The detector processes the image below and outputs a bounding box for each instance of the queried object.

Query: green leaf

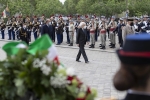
[41,94,51,100]
[66,85,78,97]
[41,78,50,87]
[86,94,95,100]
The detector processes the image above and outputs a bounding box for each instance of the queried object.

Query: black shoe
[89,44,94,48]
[109,43,112,46]
[110,44,115,48]
[100,46,104,49]
[69,43,73,46]
[103,46,106,49]
[99,45,102,47]
[76,60,81,62]
[56,43,60,45]
[85,61,89,63]
[8,39,11,40]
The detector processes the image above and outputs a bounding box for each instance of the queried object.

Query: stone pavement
[0,31,126,100]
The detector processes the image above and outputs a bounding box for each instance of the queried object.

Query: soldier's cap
[143,15,149,18]
[101,16,105,18]
[119,18,123,21]
[134,17,139,20]
[117,34,150,65]
[127,18,134,21]
[111,16,115,19]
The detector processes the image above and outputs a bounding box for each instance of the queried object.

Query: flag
[2,35,60,65]
[2,9,6,18]
[2,42,27,55]
[2,4,10,18]
[27,35,60,65]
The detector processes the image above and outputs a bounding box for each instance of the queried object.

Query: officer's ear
[113,63,136,91]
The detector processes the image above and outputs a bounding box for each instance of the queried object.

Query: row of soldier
[0,15,150,48]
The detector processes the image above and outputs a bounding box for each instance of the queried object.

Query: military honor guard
[88,19,96,48]
[117,18,125,48]
[99,20,107,49]
[65,18,70,44]
[19,23,29,45]
[7,19,12,40]
[68,20,75,46]
[0,22,6,39]
[122,18,135,43]
[140,15,149,33]
[108,16,117,48]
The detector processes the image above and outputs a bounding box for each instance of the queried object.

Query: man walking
[76,22,89,63]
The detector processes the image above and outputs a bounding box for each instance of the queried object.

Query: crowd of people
[0,15,150,48]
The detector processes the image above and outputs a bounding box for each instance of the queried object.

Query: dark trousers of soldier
[20,36,29,45]
[60,33,63,43]
[52,28,56,42]
[118,35,123,47]
[76,45,88,62]
[12,31,15,40]
[28,31,31,41]
[34,32,38,40]
[8,30,12,40]
[66,30,70,43]
[107,29,110,39]
[56,32,61,44]
[95,29,98,41]
[1,30,5,39]
[87,30,90,41]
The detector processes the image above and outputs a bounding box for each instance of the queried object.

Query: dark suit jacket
[76,28,87,46]
[42,24,52,38]
[124,93,150,100]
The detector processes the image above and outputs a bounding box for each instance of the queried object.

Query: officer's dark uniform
[19,25,29,45]
[1,23,6,39]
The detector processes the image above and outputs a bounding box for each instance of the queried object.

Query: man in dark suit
[41,19,52,39]
[76,22,89,63]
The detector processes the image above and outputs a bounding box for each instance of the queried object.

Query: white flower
[40,65,51,76]
[50,74,68,88]
[39,58,47,66]
[22,60,28,65]
[80,84,88,92]
[66,67,75,76]
[33,58,40,68]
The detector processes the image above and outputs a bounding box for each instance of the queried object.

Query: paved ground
[0,31,126,99]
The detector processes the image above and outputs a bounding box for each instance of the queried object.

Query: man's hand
[77,44,79,47]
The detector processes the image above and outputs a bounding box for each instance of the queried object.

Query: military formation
[0,15,150,48]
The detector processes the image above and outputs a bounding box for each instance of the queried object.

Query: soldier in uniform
[68,20,75,46]
[19,23,29,45]
[0,22,6,39]
[116,18,125,48]
[65,18,70,44]
[88,19,96,48]
[134,18,140,34]
[122,18,135,43]
[7,19,12,40]
[99,20,107,49]
[11,21,17,40]
[50,17,57,42]
[56,20,64,45]
[108,16,117,48]
[32,22,39,40]
[140,15,149,33]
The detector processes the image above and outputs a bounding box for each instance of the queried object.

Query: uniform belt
[90,31,95,33]
[100,30,106,34]
[110,28,115,31]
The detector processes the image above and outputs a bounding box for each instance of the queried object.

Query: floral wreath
[0,34,97,100]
